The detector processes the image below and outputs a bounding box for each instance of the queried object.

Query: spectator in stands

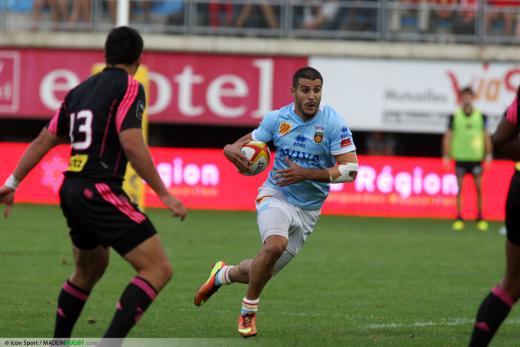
[107,0,118,23]
[235,1,279,29]
[389,0,429,32]
[129,0,155,23]
[485,0,520,36]
[31,0,68,29]
[208,0,234,27]
[302,0,340,30]
[162,1,185,27]
[69,0,117,26]
[454,0,477,35]
[344,0,378,32]
[69,0,92,25]
[365,132,397,156]
[429,0,457,34]
[136,1,151,23]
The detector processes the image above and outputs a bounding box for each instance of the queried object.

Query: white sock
[216,265,234,286]
[241,297,259,314]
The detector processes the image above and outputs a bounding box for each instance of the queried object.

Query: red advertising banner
[323,156,514,220]
[0,51,20,113]
[0,49,306,125]
[0,143,514,220]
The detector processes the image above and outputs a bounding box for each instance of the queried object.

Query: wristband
[4,174,20,191]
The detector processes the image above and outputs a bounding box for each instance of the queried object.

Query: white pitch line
[363,318,520,329]
[175,307,520,330]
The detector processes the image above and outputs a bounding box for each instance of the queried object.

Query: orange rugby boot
[238,312,257,338]
[194,260,226,306]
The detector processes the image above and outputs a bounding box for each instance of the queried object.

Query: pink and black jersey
[505,92,519,129]
[47,67,145,181]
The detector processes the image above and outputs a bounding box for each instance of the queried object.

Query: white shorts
[255,187,320,274]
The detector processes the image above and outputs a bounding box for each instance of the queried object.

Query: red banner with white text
[0,143,514,220]
[0,49,305,125]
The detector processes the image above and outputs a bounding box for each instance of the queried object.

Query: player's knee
[502,277,520,300]
[72,265,106,289]
[156,261,173,285]
[240,267,250,283]
[263,237,288,259]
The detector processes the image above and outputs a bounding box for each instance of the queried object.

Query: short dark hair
[292,67,323,88]
[105,26,144,65]
[460,86,474,96]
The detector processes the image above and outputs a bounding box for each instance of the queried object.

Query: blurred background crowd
[2,0,520,43]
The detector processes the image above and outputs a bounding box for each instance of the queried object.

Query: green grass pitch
[1,204,519,346]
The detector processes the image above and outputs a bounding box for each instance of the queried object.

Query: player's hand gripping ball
[240,141,270,176]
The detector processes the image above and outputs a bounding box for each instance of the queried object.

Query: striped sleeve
[116,76,145,134]
[505,95,518,126]
[46,101,68,136]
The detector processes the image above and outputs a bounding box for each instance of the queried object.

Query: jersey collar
[289,103,322,124]
[103,66,127,73]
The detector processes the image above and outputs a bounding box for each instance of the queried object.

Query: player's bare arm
[223,133,253,172]
[493,117,520,161]
[274,151,358,187]
[0,128,65,218]
[119,128,187,221]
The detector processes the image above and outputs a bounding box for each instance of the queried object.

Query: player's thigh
[506,173,520,249]
[256,196,292,243]
[455,162,468,180]
[500,240,520,300]
[123,234,171,275]
[273,209,320,275]
[72,244,110,276]
[471,163,483,186]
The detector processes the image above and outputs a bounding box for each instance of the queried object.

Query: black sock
[103,276,157,338]
[469,286,516,347]
[53,280,90,338]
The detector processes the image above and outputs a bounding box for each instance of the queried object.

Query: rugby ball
[240,141,270,176]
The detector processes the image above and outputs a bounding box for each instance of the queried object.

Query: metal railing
[2,0,520,44]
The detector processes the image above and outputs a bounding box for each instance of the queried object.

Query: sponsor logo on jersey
[293,134,306,148]
[280,148,320,163]
[68,154,89,172]
[278,122,292,136]
[341,138,352,148]
[314,125,324,143]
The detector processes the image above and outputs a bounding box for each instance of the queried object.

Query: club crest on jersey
[278,122,292,136]
[314,125,324,143]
